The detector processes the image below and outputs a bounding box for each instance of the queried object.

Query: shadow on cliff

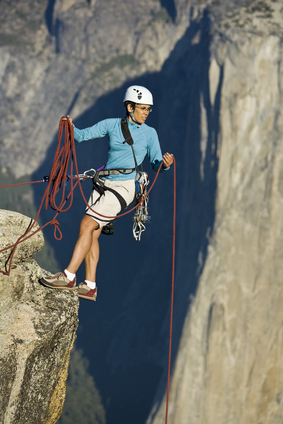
[32,8,223,424]
[144,10,224,422]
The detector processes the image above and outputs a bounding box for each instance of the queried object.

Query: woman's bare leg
[66,215,100,274]
[84,226,102,282]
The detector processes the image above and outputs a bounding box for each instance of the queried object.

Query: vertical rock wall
[0,210,79,424]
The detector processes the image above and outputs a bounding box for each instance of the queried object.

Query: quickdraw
[43,168,96,183]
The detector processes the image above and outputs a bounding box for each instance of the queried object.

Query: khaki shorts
[85,179,135,227]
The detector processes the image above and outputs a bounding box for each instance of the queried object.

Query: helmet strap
[130,104,142,126]
[126,102,142,126]
[130,111,139,124]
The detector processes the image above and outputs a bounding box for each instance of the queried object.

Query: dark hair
[124,101,136,116]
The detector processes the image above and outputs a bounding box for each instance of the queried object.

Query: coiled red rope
[0,118,78,276]
[0,117,176,424]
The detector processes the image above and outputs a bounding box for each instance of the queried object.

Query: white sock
[64,269,76,281]
[85,280,96,289]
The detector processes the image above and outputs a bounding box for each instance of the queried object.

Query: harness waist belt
[96,168,136,178]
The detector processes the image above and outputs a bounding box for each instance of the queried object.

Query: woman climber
[40,85,174,301]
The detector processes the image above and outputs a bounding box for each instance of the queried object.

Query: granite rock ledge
[0,209,79,424]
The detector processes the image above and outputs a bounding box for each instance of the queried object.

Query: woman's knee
[92,226,102,241]
[79,215,99,234]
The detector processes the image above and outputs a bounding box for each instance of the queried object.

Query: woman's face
[128,104,152,124]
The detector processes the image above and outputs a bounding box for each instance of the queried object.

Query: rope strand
[0,180,44,188]
[165,157,176,424]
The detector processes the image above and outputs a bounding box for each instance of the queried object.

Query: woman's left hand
[163,153,174,168]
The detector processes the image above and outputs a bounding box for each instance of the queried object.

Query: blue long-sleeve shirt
[73,117,168,181]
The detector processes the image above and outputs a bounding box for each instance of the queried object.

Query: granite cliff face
[0,210,79,424]
[0,0,187,177]
[1,1,283,424]
[0,0,282,177]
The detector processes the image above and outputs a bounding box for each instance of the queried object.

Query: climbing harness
[90,171,128,236]
[86,117,152,240]
[0,116,176,424]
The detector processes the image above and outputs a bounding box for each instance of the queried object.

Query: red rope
[165,157,176,424]
[0,180,44,188]
[0,118,76,275]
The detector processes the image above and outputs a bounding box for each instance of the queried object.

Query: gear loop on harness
[83,168,96,178]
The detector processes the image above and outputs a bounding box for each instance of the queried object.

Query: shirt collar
[127,117,141,128]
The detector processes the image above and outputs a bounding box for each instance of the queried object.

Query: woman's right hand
[62,115,73,124]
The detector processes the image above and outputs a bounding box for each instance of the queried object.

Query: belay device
[121,117,151,242]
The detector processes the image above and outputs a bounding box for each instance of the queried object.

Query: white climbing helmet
[123,85,153,105]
